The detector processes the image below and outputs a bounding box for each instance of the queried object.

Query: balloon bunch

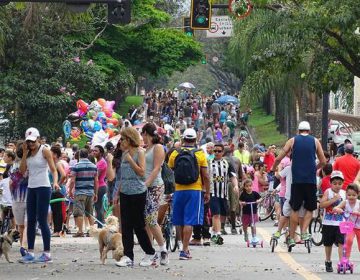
[67,98,121,142]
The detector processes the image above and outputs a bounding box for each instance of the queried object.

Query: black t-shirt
[239,191,261,214]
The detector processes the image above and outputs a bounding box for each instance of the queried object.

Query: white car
[332,124,353,145]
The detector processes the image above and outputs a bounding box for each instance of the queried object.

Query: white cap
[25,127,40,141]
[183,128,197,140]
[298,121,310,131]
[331,170,344,181]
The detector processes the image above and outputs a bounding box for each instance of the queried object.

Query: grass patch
[117,95,144,116]
[248,106,287,146]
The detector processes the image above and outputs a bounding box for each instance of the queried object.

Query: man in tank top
[271,121,327,248]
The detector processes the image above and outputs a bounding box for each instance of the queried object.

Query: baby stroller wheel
[260,240,263,248]
[288,246,292,252]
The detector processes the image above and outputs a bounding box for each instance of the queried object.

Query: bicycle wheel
[258,195,275,221]
[169,224,179,252]
[309,217,323,246]
[0,217,9,235]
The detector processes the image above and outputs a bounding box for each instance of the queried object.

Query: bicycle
[161,199,179,252]
[258,190,276,221]
[308,198,323,246]
[270,226,312,253]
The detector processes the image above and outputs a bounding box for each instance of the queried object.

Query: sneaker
[301,233,311,241]
[20,247,28,257]
[216,235,224,245]
[115,256,134,267]
[18,253,35,264]
[325,261,333,272]
[231,228,238,235]
[179,250,192,260]
[272,231,281,239]
[288,238,296,248]
[160,251,169,265]
[34,253,53,263]
[221,228,228,235]
[203,238,211,246]
[139,253,156,267]
[211,235,218,243]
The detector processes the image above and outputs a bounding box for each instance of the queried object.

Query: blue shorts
[210,196,228,216]
[172,190,203,226]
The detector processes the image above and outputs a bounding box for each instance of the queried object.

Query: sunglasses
[214,150,223,153]
[26,140,36,144]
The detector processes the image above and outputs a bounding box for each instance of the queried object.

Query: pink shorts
[241,213,259,227]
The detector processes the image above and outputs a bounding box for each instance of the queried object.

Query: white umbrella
[179,82,196,89]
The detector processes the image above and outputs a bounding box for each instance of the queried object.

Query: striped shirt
[71,158,97,196]
[209,158,236,199]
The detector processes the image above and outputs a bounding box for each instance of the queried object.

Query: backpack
[174,148,200,185]
[161,162,175,194]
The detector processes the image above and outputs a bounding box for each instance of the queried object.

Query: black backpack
[161,162,175,194]
[174,148,200,185]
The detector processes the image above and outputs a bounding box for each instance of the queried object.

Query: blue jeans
[94,186,107,228]
[27,187,51,251]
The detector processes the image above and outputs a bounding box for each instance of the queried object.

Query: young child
[240,179,261,242]
[319,170,346,272]
[334,184,360,259]
[319,163,332,194]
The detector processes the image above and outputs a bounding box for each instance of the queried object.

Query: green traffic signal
[201,57,206,64]
[196,15,206,24]
[186,31,194,37]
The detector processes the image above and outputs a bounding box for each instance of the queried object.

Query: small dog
[89,216,123,264]
[0,229,20,263]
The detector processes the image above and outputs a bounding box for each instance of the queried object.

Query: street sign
[206,16,233,38]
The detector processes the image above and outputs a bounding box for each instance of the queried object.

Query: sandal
[52,232,61,237]
[72,232,85,238]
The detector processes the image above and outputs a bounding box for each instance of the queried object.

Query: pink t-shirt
[279,157,291,197]
[97,158,107,188]
[252,171,259,193]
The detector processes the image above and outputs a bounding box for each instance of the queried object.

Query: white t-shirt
[280,165,293,200]
[0,178,12,206]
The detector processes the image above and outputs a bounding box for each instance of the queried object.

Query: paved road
[1,221,359,280]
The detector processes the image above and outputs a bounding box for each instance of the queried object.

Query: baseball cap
[331,170,344,181]
[298,121,311,131]
[25,127,40,141]
[345,143,354,154]
[183,128,197,140]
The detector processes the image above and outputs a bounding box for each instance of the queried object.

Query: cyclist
[272,121,326,248]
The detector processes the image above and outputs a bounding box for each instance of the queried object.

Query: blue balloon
[93,121,102,131]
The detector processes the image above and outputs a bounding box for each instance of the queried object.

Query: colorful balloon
[76,99,89,116]
[97,98,106,107]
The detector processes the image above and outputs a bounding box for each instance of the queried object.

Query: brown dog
[0,229,20,263]
[89,216,124,264]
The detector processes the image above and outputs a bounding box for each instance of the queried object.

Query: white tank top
[322,189,346,226]
[26,145,51,188]
[345,200,360,229]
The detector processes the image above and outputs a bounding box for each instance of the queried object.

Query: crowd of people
[0,88,359,273]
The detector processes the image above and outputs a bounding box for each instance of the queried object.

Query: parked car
[351,131,360,154]
[332,124,353,145]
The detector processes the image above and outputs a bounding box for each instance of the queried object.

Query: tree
[0,1,203,141]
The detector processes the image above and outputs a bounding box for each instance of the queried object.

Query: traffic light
[201,56,207,64]
[183,17,194,37]
[108,0,131,25]
[190,0,211,30]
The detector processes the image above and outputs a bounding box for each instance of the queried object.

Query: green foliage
[0,1,203,141]
[248,106,287,146]
[118,96,144,116]
[228,0,360,102]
